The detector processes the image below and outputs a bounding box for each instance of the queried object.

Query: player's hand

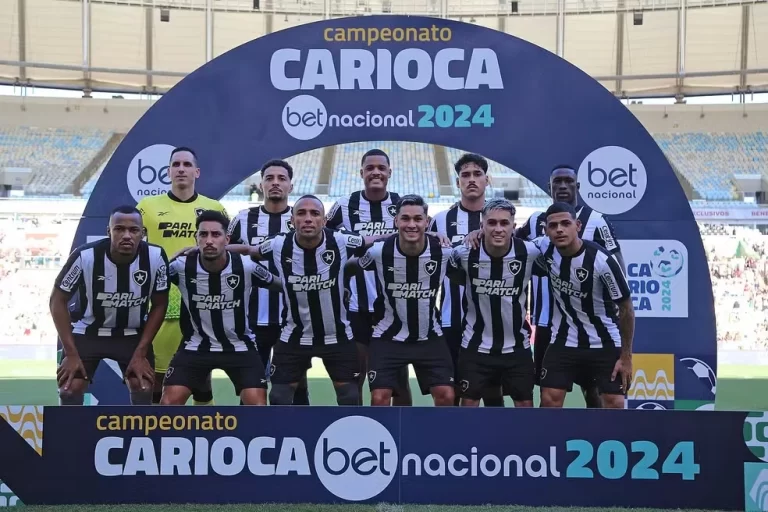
[464,229,483,249]
[125,355,155,390]
[172,246,198,259]
[611,355,633,394]
[426,232,453,248]
[57,355,87,391]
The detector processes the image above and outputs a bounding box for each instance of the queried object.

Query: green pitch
[1,360,767,409]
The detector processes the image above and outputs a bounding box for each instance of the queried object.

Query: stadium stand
[0,127,113,196]
[285,148,324,196]
[329,141,440,199]
[654,132,768,201]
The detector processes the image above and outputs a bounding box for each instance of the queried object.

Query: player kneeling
[160,210,283,406]
[51,206,169,405]
[449,199,538,407]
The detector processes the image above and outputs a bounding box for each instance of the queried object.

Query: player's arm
[346,245,377,277]
[127,250,170,389]
[600,253,634,390]
[50,249,88,387]
[530,237,549,277]
[248,259,283,293]
[325,201,344,230]
[446,247,467,285]
[593,216,626,271]
[227,213,244,244]
[515,214,534,241]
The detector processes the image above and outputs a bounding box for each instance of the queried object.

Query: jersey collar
[361,190,390,204]
[167,191,199,203]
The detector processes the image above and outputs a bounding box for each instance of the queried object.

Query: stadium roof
[0,0,766,98]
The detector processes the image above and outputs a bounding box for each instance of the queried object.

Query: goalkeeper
[137,146,228,405]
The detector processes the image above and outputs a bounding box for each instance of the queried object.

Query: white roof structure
[0,0,766,98]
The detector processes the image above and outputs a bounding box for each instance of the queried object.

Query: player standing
[161,210,282,406]
[351,195,456,407]
[534,202,634,409]
[449,199,538,407]
[137,146,227,405]
[516,164,625,408]
[240,195,379,406]
[325,148,412,405]
[429,153,504,407]
[51,206,169,405]
[228,159,310,405]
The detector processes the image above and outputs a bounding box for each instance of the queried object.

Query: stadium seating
[0,127,113,196]
[653,132,768,201]
[329,142,440,199]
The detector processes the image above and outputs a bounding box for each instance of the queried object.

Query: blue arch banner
[0,406,766,509]
[70,15,715,407]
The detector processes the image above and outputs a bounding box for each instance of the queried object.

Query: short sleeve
[325,201,343,230]
[258,237,275,257]
[136,198,147,217]
[248,259,275,288]
[227,214,243,243]
[592,216,621,254]
[525,240,542,259]
[54,250,84,295]
[449,247,465,270]
[358,245,378,271]
[168,259,181,286]
[153,249,170,294]
[599,254,631,301]
[515,214,533,241]
[427,216,438,233]
[532,236,549,254]
[339,232,367,257]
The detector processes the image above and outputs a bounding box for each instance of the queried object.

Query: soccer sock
[59,391,84,406]
[293,380,310,405]
[130,390,153,406]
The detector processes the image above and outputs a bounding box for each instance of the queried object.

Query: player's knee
[540,387,565,407]
[334,382,359,406]
[192,389,214,404]
[371,389,392,406]
[601,394,624,409]
[431,385,455,406]
[240,388,267,406]
[59,388,85,406]
[269,384,295,406]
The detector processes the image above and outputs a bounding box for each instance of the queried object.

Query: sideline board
[0,406,767,510]
[71,14,717,408]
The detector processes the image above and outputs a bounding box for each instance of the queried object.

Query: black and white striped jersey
[169,252,276,352]
[359,235,453,343]
[516,204,621,327]
[326,191,400,313]
[228,205,293,327]
[427,202,483,328]
[54,239,169,337]
[259,228,367,346]
[450,238,540,354]
[532,237,630,349]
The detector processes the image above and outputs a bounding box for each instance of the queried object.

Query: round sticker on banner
[282,95,328,141]
[126,144,175,202]
[577,146,648,215]
[314,416,397,501]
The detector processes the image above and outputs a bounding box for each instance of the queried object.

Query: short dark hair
[110,205,141,217]
[260,159,293,180]
[454,153,488,174]
[195,210,230,231]
[550,164,576,175]
[170,146,198,167]
[293,194,324,211]
[396,194,428,216]
[545,201,577,220]
[361,149,390,166]
[482,198,516,218]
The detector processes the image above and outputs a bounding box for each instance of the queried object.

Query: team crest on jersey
[225,274,240,290]
[286,220,294,231]
[387,204,398,217]
[368,370,377,383]
[194,208,205,217]
[424,260,438,275]
[322,250,336,265]
[507,259,522,276]
[132,270,148,286]
[575,267,590,282]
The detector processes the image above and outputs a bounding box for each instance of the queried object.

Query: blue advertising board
[1,406,767,509]
[66,14,716,408]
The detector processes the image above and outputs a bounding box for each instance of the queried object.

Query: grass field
[1,360,768,409]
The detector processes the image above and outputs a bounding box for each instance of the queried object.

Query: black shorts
[539,344,624,396]
[533,325,551,386]
[61,334,154,382]
[368,336,454,395]
[442,326,462,380]
[270,341,358,385]
[349,310,375,345]
[458,348,535,402]
[164,349,267,395]
[253,325,281,365]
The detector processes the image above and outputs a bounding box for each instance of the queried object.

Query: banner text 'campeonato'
[323,26,452,46]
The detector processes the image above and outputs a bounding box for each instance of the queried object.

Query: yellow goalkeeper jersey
[137,191,227,319]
